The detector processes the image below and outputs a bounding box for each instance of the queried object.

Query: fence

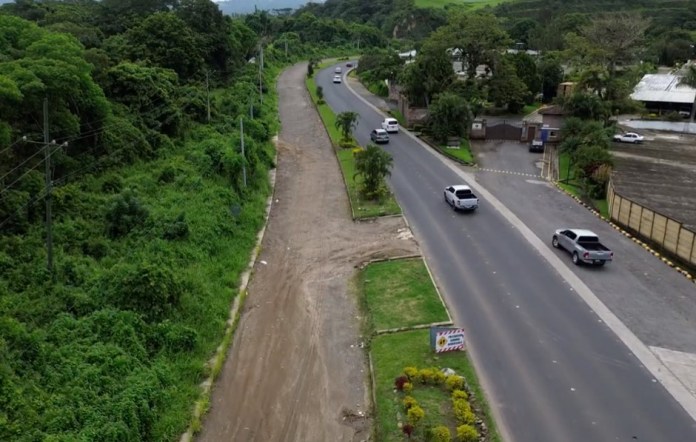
[607,182,696,268]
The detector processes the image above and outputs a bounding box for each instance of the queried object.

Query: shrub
[452,389,469,401]
[419,368,435,384]
[81,237,109,259]
[150,320,198,352]
[158,165,177,183]
[316,85,324,101]
[162,213,189,240]
[403,381,413,393]
[403,395,417,410]
[395,375,408,391]
[404,366,419,380]
[106,261,183,321]
[445,374,465,391]
[339,139,357,149]
[456,424,479,442]
[105,190,149,238]
[665,111,682,122]
[431,425,452,442]
[453,399,475,425]
[432,368,446,385]
[407,405,425,426]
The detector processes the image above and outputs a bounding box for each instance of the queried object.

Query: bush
[665,111,682,122]
[407,405,425,426]
[456,424,479,442]
[418,368,434,384]
[339,139,358,149]
[395,375,408,391]
[445,374,465,391]
[162,213,189,240]
[431,425,452,442]
[452,389,469,401]
[403,381,413,393]
[158,165,177,183]
[453,399,475,425]
[150,320,198,353]
[403,395,417,410]
[105,190,149,238]
[81,237,109,259]
[106,261,183,321]
[432,368,446,385]
[404,366,419,380]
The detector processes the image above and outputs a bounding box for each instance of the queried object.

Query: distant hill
[216,0,323,15]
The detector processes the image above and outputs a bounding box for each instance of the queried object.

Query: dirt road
[196,63,418,441]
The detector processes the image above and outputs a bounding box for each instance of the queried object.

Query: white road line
[344,78,696,424]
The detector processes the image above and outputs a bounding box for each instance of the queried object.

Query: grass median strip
[359,258,500,441]
[362,258,449,332]
[305,72,400,219]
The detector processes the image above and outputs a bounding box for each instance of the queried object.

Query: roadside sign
[430,327,465,353]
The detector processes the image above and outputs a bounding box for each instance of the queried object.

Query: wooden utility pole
[240,117,247,188]
[205,70,211,123]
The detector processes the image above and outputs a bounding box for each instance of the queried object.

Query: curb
[179,140,280,442]
[551,181,695,285]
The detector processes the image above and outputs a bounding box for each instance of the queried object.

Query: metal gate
[486,122,523,141]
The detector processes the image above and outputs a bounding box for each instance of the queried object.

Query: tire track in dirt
[196,62,419,442]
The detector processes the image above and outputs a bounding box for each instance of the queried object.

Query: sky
[217,0,323,15]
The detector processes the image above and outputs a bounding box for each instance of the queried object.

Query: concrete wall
[608,182,696,267]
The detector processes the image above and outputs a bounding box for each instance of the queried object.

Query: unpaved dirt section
[196,63,419,442]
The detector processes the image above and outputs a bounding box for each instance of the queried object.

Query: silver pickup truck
[552,229,613,266]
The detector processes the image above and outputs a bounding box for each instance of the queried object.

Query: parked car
[529,139,544,153]
[381,118,399,133]
[346,62,353,68]
[370,128,390,144]
[334,66,342,73]
[444,185,479,211]
[613,132,644,143]
[332,75,342,84]
[552,229,613,266]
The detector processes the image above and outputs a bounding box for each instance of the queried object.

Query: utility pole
[249,99,253,119]
[43,97,53,273]
[259,46,264,104]
[240,117,247,188]
[284,34,288,57]
[205,70,211,123]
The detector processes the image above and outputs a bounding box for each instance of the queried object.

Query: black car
[370,129,390,144]
[529,139,544,153]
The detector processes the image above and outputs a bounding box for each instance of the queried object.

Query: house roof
[631,73,696,104]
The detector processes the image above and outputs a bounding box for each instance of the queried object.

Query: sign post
[430,327,466,353]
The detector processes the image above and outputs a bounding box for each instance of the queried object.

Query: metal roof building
[631,73,696,107]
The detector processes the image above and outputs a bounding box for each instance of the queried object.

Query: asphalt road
[318,66,696,441]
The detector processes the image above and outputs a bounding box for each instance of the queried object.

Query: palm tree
[678,64,696,121]
[335,111,359,141]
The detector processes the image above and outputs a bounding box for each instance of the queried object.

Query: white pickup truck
[552,229,613,266]
[444,185,479,211]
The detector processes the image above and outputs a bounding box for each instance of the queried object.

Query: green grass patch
[361,259,449,332]
[557,152,608,216]
[371,330,502,442]
[440,139,475,164]
[592,198,609,219]
[415,0,511,8]
[306,74,401,219]
[522,102,542,115]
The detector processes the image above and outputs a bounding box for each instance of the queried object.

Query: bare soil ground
[196,63,419,442]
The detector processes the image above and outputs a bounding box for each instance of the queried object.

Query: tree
[354,144,393,200]
[335,111,359,141]
[398,49,453,108]
[487,57,528,113]
[538,57,564,103]
[564,92,610,121]
[428,92,472,143]
[509,52,541,103]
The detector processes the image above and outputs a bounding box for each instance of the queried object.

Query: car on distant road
[370,128,390,144]
[529,139,544,153]
[332,75,342,84]
[613,132,644,143]
[334,66,342,74]
[444,185,479,211]
[552,228,613,266]
[346,62,353,68]
[381,118,399,133]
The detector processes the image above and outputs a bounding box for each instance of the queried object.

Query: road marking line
[344,82,696,424]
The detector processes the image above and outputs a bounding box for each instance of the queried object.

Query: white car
[332,75,342,84]
[334,66,342,73]
[381,118,399,133]
[613,132,644,143]
[444,185,479,211]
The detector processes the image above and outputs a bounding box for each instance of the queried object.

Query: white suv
[381,118,399,133]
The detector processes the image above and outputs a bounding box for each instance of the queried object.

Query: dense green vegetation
[0,1,386,440]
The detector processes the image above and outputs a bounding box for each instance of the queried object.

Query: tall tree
[354,143,393,200]
[428,92,472,144]
[335,111,359,141]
